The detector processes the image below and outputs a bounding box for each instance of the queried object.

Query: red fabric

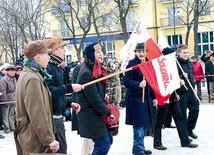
[137,61,170,105]
[92,60,108,87]
[146,38,162,60]
[92,60,102,78]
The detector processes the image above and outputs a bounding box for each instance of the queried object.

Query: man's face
[53,46,66,59]
[94,49,104,63]
[135,50,146,62]
[191,58,196,63]
[7,70,16,77]
[37,53,50,69]
[178,48,189,60]
[210,56,214,61]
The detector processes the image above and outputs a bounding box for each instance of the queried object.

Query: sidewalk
[0,86,213,155]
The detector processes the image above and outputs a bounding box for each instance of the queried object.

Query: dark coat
[77,63,111,139]
[205,60,214,82]
[71,64,82,131]
[176,56,195,94]
[45,62,73,115]
[122,56,154,127]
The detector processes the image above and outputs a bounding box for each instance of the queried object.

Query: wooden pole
[141,44,147,103]
[175,59,200,102]
[83,67,133,87]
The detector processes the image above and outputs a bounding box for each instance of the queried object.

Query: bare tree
[178,0,211,48]
[114,0,134,43]
[49,0,94,60]
[0,0,48,63]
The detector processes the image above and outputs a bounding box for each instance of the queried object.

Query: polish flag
[136,53,180,105]
[120,10,148,70]
[120,10,162,70]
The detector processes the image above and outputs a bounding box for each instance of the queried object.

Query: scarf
[92,60,108,88]
[50,55,65,68]
[24,59,52,80]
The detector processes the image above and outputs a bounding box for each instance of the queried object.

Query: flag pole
[175,59,200,102]
[83,67,133,87]
[141,43,147,103]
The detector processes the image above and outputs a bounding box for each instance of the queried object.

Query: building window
[167,6,182,26]
[124,0,137,6]
[199,0,211,16]
[102,15,112,27]
[60,20,70,37]
[80,16,88,27]
[197,31,214,55]
[102,41,115,59]
[126,11,136,32]
[79,0,87,6]
[167,34,182,47]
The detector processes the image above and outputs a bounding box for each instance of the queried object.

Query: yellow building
[45,0,214,62]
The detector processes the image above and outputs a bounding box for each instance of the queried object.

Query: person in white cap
[0,63,11,135]
[0,64,16,133]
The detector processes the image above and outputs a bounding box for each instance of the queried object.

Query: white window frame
[126,11,136,31]
[102,41,115,59]
[103,15,112,27]
[198,31,214,55]
[167,34,182,46]
[80,16,88,27]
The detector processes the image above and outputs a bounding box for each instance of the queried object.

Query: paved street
[0,88,214,155]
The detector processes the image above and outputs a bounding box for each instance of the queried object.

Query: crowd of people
[0,37,213,155]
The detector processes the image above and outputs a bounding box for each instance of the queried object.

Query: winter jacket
[176,56,195,94]
[0,74,16,105]
[205,60,214,82]
[122,56,154,127]
[192,61,204,82]
[77,62,111,139]
[15,66,55,155]
[45,62,73,115]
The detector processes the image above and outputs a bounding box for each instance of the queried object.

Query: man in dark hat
[123,42,156,155]
[76,42,115,155]
[153,47,198,150]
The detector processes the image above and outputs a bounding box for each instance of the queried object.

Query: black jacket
[176,56,195,94]
[76,62,111,139]
[45,62,73,115]
[205,60,214,82]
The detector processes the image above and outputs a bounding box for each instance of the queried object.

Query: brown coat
[15,66,55,155]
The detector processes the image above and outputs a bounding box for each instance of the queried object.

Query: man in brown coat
[15,40,59,155]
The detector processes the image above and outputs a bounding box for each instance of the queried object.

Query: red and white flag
[137,53,180,105]
[120,9,162,70]
[120,10,149,70]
